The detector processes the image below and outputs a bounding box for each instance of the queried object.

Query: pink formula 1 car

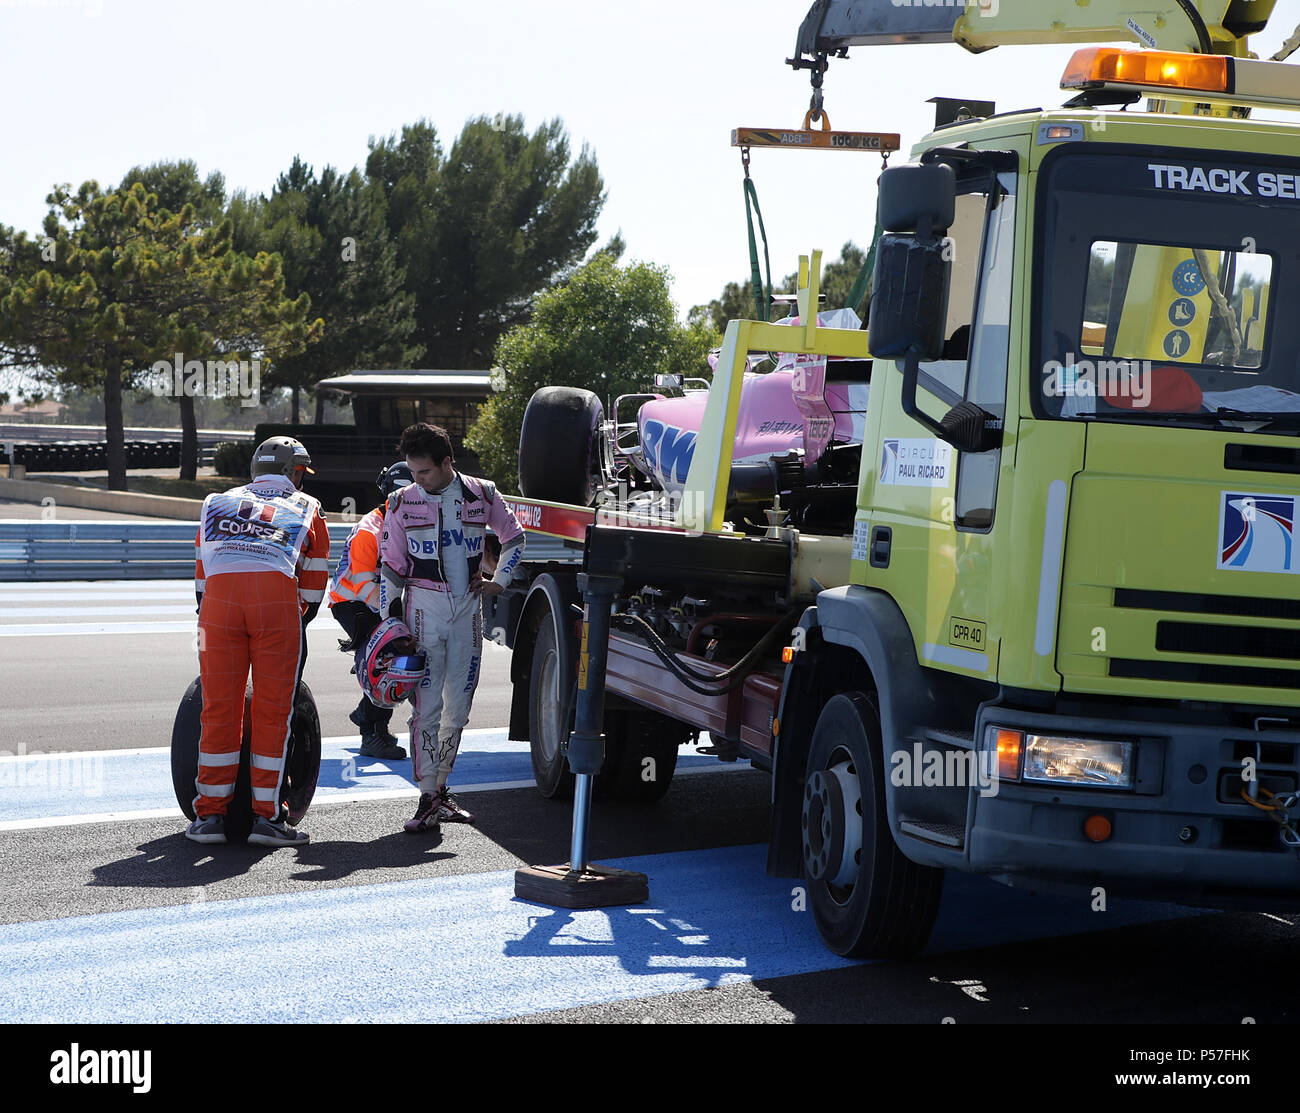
[518,310,871,535]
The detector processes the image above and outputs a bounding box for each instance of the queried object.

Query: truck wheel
[518,387,604,506]
[528,618,575,799]
[595,710,684,802]
[801,693,943,958]
[170,677,323,843]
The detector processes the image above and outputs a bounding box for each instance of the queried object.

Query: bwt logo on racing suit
[408,531,483,555]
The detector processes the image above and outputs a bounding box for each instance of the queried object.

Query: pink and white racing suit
[378,473,524,792]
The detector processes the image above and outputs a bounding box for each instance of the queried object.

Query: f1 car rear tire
[518,386,605,507]
[171,677,322,844]
[801,692,944,958]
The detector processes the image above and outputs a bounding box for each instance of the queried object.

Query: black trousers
[331,601,392,729]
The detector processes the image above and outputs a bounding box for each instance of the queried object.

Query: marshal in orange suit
[186,436,330,848]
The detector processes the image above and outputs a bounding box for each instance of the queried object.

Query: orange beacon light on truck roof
[1062,48,1230,95]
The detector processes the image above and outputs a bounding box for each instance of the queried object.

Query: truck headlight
[1023,734,1135,789]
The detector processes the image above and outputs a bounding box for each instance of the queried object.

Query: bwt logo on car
[641,419,696,486]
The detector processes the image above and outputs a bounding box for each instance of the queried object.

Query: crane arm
[791,0,1283,67]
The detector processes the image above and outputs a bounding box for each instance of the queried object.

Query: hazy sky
[3,0,1299,318]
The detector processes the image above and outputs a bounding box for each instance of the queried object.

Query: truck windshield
[1035,146,1300,429]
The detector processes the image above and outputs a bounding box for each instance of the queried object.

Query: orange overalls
[193,475,330,820]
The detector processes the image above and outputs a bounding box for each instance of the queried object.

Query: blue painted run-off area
[0,844,1194,1023]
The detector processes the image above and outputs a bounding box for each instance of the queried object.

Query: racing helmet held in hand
[358,618,427,708]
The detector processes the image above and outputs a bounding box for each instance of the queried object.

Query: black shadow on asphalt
[88,830,453,890]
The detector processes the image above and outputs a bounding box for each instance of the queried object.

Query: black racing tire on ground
[170,677,323,844]
[801,692,944,958]
[527,618,576,800]
[595,709,684,803]
[517,386,605,507]
[281,681,322,827]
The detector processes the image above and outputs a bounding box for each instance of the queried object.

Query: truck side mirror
[878,162,956,236]
[868,161,999,455]
[867,235,951,361]
[868,163,956,360]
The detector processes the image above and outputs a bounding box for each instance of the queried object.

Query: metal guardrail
[0,521,580,582]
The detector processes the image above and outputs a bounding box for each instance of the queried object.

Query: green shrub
[213,440,254,478]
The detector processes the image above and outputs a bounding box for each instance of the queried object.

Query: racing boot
[403,792,440,834]
[433,785,475,825]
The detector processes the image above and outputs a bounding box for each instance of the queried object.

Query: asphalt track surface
[3,576,1300,1033]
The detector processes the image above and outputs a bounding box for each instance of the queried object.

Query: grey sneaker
[247,815,310,847]
[359,731,407,760]
[185,814,227,845]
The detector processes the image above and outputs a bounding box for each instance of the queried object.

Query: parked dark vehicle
[255,369,493,509]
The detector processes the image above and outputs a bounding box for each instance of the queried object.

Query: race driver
[378,422,525,832]
[186,436,330,848]
[328,461,414,760]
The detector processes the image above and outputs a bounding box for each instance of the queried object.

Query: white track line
[0,768,749,832]
[0,756,751,832]
[0,730,502,762]
[1,605,198,619]
[0,621,197,637]
[0,592,194,602]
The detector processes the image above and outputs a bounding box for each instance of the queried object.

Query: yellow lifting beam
[731,113,900,155]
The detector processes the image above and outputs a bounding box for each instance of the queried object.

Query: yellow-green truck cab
[772,64,1300,956]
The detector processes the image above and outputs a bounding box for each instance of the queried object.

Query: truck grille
[1115,588,1300,622]
[1110,657,1300,691]
[1155,621,1300,660]
[1103,590,1300,693]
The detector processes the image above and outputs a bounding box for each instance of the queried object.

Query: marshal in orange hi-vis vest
[192,474,330,820]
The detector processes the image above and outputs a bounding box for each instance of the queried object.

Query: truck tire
[595,709,684,802]
[518,387,604,506]
[801,692,943,958]
[170,676,323,844]
[528,618,576,799]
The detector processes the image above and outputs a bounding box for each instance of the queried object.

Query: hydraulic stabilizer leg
[514,573,649,908]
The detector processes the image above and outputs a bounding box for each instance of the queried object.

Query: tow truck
[489,0,1300,957]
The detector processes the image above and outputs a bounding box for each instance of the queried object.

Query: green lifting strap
[743,175,772,324]
[844,191,885,319]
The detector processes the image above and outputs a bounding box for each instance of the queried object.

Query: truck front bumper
[966,705,1300,906]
